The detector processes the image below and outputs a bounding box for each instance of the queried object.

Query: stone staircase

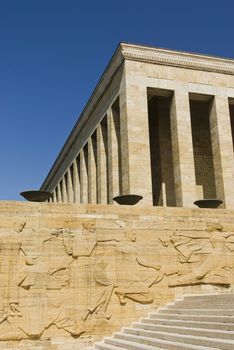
[90,294,234,350]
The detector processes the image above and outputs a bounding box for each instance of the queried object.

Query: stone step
[175,299,233,306]
[168,301,234,309]
[111,333,217,350]
[95,341,150,350]
[183,294,234,301]
[131,322,234,340]
[118,329,234,350]
[99,337,168,350]
[90,294,234,350]
[150,312,234,323]
[158,308,234,316]
[141,317,234,331]
[103,337,217,350]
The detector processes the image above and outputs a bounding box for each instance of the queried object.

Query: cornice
[121,44,234,75]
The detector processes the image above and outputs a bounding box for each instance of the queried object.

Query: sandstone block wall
[0,201,234,349]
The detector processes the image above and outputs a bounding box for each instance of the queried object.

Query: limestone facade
[41,43,234,208]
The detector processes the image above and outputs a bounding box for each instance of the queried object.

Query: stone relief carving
[0,231,85,340]
[0,223,98,340]
[83,229,153,321]
[114,229,153,305]
[169,223,234,286]
[0,219,234,341]
[83,247,116,321]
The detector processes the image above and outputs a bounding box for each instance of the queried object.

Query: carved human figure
[0,253,47,340]
[0,252,83,340]
[49,227,98,320]
[169,223,234,286]
[83,247,116,320]
[83,229,153,321]
[136,237,178,287]
[43,229,89,336]
[114,229,153,305]
[0,228,89,341]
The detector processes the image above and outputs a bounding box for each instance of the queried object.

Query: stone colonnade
[156,91,234,209]
[49,87,234,209]
[50,98,123,205]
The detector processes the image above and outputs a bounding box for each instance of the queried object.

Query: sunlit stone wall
[0,201,234,349]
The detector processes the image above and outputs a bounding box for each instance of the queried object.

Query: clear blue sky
[1,0,234,200]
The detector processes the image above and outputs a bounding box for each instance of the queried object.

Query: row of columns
[49,98,122,204]
[170,91,234,208]
[121,75,234,208]
[49,82,234,208]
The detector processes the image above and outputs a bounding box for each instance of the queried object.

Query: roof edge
[121,43,234,74]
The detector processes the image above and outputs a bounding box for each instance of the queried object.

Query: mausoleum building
[2,43,234,350]
[41,43,234,208]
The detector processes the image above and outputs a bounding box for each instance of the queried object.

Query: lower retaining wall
[0,201,234,349]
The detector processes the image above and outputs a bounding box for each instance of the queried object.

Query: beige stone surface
[80,149,88,204]
[1,201,234,349]
[170,88,196,207]
[66,168,73,203]
[72,159,80,204]
[88,138,97,205]
[97,122,108,204]
[210,95,234,208]
[107,105,121,203]
[124,75,153,205]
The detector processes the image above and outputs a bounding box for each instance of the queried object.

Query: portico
[41,43,234,208]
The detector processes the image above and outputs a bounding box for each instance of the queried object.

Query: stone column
[107,107,121,203]
[170,89,197,207]
[107,110,113,203]
[210,95,234,208]
[122,76,152,204]
[72,158,80,203]
[52,190,57,203]
[156,96,176,207]
[88,138,97,203]
[119,77,130,196]
[97,123,108,204]
[66,167,73,203]
[61,176,68,203]
[57,183,62,203]
[80,149,88,203]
